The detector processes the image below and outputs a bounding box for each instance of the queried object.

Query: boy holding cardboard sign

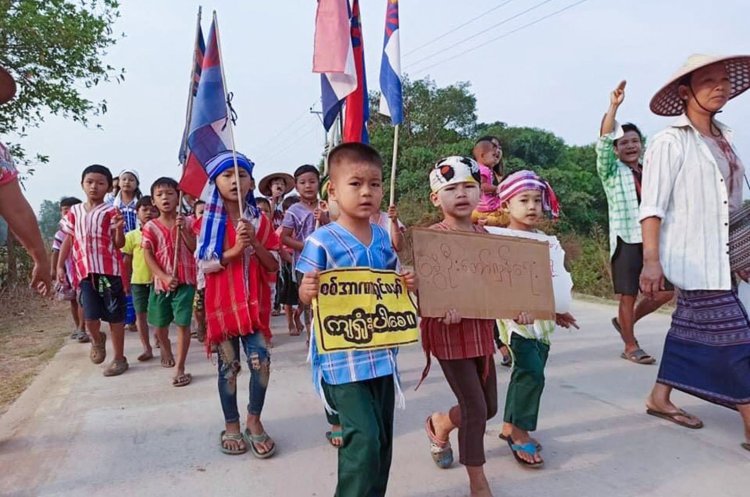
[298,143,417,497]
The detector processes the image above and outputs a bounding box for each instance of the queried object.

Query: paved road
[1,300,748,497]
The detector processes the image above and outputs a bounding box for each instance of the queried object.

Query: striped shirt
[596,124,643,257]
[109,194,138,233]
[420,223,495,361]
[141,218,197,293]
[61,203,123,281]
[281,202,317,263]
[640,114,744,291]
[52,227,78,288]
[297,222,399,386]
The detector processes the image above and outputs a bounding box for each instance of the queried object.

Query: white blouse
[640,114,744,291]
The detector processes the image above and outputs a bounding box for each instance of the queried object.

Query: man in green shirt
[596,81,673,365]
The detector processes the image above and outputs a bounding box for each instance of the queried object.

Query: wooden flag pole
[212,10,245,219]
[387,124,400,241]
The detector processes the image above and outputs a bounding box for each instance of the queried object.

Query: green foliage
[560,227,613,298]
[0,0,123,173]
[37,199,60,242]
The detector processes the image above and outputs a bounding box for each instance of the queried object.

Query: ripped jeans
[217,333,270,423]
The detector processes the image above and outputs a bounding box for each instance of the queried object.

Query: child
[418,156,498,497]
[191,199,207,343]
[278,195,302,335]
[56,164,128,377]
[142,177,197,387]
[471,137,506,227]
[254,196,280,346]
[259,172,294,230]
[122,195,155,362]
[281,165,328,341]
[298,142,417,497]
[51,196,87,343]
[493,170,577,468]
[110,169,142,332]
[195,151,279,457]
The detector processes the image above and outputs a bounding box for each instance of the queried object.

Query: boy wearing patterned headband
[420,155,499,497]
[196,151,280,458]
[142,177,196,387]
[493,170,577,469]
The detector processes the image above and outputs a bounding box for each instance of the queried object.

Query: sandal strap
[511,442,538,455]
[248,431,270,443]
[222,432,244,441]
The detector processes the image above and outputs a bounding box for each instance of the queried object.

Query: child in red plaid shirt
[142,177,197,387]
[57,165,129,377]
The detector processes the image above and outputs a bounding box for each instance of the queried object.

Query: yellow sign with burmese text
[312,268,419,354]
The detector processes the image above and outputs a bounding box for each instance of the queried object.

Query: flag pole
[388,125,399,206]
[174,6,202,278]
[212,11,245,219]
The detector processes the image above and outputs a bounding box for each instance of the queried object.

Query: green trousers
[503,334,549,431]
[322,376,395,497]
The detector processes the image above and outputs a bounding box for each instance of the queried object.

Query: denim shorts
[79,274,127,323]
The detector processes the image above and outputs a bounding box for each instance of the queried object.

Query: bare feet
[430,412,454,442]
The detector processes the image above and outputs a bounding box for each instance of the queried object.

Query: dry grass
[0,288,70,416]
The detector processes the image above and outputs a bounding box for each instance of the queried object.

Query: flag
[342,0,369,143]
[180,16,231,198]
[178,18,205,165]
[379,0,403,125]
[313,0,357,131]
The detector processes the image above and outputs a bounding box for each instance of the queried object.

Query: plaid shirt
[596,130,642,256]
[61,203,123,281]
[297,222,399,387]
[0,141,18,186]
[141,217,197,293]
[281,202,317,264]
[109,195,138,233]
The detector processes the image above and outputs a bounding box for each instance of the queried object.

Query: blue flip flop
[507,436,544,469]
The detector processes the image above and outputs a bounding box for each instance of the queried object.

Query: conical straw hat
[650,54,750,116]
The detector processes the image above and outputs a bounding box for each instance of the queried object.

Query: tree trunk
[7,232,17,284]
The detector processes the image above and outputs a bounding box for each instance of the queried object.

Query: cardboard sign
[411,228,555,320]
[312,268,419,354]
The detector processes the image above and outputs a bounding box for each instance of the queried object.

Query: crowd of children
[49,138,575,497]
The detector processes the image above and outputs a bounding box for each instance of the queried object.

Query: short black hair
[256,197,271,209]
[135,195,153,210]
[327,143,384,177]
[59,196,82,208]
[193,199,205,207]
[475,135,499,146]
[614,123,643,146]
[294,164,320,180]
[150,177,179,196]
[282,194,300,211]
[81,164,113,187]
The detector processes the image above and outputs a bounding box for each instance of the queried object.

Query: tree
[367,77,608,234]
[0,0,124,174]
[37,199,60,242]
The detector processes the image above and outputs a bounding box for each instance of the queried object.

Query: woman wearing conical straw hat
[639,54,750,451]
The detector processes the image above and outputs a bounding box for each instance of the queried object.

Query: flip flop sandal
[621,348,656,365]
[243,429,277,459]
[326,430,344,448]
[611,317,623,335]
[506,436,544,469]
[646,408,704,429]
[425,416,453,469]
[172,373,192,387]
[741,442,750,452]
[499,433,542,451]
[219,430,247,455]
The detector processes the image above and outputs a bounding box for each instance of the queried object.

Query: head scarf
[113,168,141,208]
[498,170,560,218]
[429,156,481,193]
[197,151,259,261]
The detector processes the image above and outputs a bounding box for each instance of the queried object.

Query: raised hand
[611,80,626,107]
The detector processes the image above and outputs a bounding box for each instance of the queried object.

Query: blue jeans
[217,333,270,423]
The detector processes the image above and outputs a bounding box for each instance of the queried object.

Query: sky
[14,0,750,212]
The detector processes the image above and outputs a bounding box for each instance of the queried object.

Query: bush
[560,225,613,298]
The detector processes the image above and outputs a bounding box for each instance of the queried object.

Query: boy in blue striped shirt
[298,143,416,497]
